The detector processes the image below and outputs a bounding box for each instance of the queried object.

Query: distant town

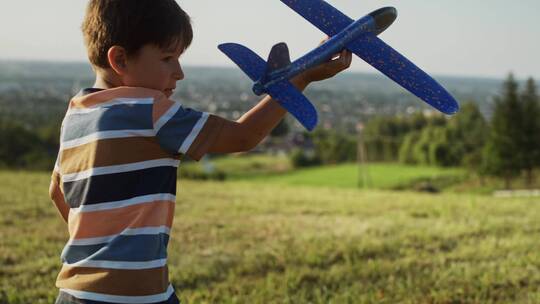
[0,60,510,133]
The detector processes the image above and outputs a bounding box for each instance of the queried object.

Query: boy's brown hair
[82,0,193,69]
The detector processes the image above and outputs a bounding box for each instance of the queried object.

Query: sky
[1,0,539,79]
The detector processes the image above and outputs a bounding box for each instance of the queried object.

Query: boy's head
[82,0,193,96]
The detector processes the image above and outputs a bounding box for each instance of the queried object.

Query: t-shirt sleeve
[51,123,63,184]
[51,154,62,186]
[153,98,224,161]
[51,157,64,200]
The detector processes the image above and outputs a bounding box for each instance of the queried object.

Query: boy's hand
[292,38,353,89]
[207,38,352,155]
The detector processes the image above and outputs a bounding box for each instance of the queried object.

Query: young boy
[49,0,351,303]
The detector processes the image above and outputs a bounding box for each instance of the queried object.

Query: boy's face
[122,42,185,98]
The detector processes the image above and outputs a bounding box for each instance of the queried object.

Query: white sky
[1,1,539,79]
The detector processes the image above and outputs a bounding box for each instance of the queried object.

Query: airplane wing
[347,34,459,114]
[266,80,318,131]
[280,0,353,36]
[281,0,459,114]
[218,43,266,82]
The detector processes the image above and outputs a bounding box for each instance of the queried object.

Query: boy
[49,0,351,303]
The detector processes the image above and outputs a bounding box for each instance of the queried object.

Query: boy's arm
[49,171,69,223]
[208,49,352,154]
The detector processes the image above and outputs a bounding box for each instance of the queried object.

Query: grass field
[1,170,539,303]
[183,155,467,191]
[252,163,465,190]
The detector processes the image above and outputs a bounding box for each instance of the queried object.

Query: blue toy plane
[218,0,459,131]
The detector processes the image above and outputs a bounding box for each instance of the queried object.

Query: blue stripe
[63,166,177,208]
[156,106,202,154]
[56,290,180,304]
[62,234,169,264]
[63,104,154,142]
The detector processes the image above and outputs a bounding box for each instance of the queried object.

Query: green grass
[183,154,467,191]
[184,154,540,195]
[181,154,292,179]
[252,162,466,190]
[1,171,540,303]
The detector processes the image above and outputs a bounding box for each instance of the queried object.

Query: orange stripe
[51,170,65,193]
[60,137,174,174]
[68,200,175,239]
[56,265,169,296]
[69,87,164,109]
[152,96,175,125]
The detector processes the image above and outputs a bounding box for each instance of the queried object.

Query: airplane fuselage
[252,6,397,96]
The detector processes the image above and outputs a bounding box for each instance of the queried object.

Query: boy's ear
[107,46,129,75]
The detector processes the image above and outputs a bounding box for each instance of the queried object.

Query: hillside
[1,171,539,303]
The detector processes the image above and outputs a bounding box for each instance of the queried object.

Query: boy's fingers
[328,50,352,72]
[343,50,352,67]
[319,36,331,46]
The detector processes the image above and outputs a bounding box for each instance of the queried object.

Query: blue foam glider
[218,0,459,131]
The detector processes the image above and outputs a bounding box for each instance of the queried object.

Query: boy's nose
[173,62,184,80]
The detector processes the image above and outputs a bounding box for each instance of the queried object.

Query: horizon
[1,58,533,83]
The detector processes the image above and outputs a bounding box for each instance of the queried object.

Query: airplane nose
[370,7,397,36]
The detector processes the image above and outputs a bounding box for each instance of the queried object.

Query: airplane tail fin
[218,42,318,131]
[263,43,291,81]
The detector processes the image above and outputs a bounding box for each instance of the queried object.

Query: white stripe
[154,102,181,132]
[95,97,154,107]
[60,284,174,304]
[64,258,167,270]
[179,112,209,154]
[62,158,180,182]
[61,129,155,150]
[66,98,154,116]
[72,193,176,213]
[66,107,103,116]
[67,226,171,246]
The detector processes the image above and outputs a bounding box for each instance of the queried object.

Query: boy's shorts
[55,291,180,304]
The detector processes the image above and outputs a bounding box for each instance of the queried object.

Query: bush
[311,129,356,164]
[0,120,56,170]
[179,167,227,181]
[291,149,321,168]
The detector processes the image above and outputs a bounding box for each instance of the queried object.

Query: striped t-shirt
[51,87,223,303]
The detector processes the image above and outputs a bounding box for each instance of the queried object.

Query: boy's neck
[93,68,123,90]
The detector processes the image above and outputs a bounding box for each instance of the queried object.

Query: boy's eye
[162,56,174,62]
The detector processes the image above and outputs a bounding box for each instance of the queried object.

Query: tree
[481,73,522,188]
[519,77,540,186]
[364,114,430,162]
[363,116,403,162]
[398,131,420,164]
[447,102,488,170]
[310,129,356,164]
[410,126,459,166]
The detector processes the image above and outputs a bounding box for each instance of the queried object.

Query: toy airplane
[218,0,459,131]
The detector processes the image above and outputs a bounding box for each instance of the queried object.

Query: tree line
[0,119,60,170]
[1,74,538,189]
[482,75,540,187]
[293,74,539,188]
